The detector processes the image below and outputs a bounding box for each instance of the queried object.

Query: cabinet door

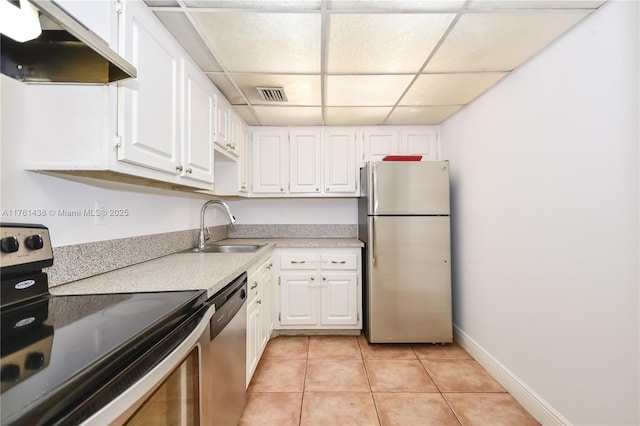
[239,125,250,192]
[265,259,275,335]
[214,95,230,147]
[280,273,318,325]
[229,116,242,158]
[259,259,273,346]
[289,129,321,193]
[118,0,180,174]
[320,273,358,326]
[246,299,261,387]
[182,60,214,184]
[400,128,439,160]
[252,130,288,193]
[324,129,356,194]
[363,129,398,162]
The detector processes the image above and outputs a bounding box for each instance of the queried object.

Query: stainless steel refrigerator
[358,161,452,343]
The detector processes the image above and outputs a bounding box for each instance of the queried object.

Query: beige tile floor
[239,335,540,426]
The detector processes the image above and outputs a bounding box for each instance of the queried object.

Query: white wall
[440,2,639,425]
[227,198,357,224]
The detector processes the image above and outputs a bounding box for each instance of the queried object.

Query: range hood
[1,0,136,84]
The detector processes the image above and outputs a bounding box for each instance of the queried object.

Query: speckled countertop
[50,239,363,299]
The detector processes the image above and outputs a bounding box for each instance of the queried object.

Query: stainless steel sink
[188,244,265,254]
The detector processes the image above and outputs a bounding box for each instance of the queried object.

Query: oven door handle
[85,303,216,425]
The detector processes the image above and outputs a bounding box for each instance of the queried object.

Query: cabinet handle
[316,188,319,192]
[331,260,347,264]
[322,277,326,281]
[186,168,193,174]
[256,299,262,304]
[280,187,284,192]
[250,282,258,289]
[310,276,315,281]
[325,187,329,191]
[291,260,305,264]
[176,165,183,172]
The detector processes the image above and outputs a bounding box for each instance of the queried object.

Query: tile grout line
[415,344,463,426]
[358,335,383,426]
[249,336,534,426]
[299,336,310,426]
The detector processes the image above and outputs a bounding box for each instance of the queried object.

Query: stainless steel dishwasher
[204,273,247,425]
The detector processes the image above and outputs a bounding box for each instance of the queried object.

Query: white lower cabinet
[246,255,274,387]
[277,248,361,329]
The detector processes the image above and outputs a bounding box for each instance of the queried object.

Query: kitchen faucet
[197,200,236,250]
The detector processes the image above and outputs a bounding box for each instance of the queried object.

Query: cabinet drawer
[247,272,260,302]
[320,254,357,270]
[280,253,317,270]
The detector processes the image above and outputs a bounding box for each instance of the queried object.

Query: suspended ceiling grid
[144,0,605,126]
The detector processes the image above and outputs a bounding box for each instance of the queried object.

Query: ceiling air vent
[256,87,288,102]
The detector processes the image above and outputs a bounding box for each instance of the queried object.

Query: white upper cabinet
[248,127,360,197]
[215,98,229,147]
[399,127,439,161]
[239,125,250,193]
[362,128,399,164]
[359,126,440,166]
[230,113,243,158]
[289,128,322,193]
[324,128,357,194]
[252,129,288,193]
[117,0,222,190]
[246,125,439,198]
[214,96,239,158]
[23,0,226,192]
[182,60,215,184]
[119,0,181,175]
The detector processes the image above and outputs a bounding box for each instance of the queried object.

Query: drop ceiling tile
[468,0,606,10]
[327,13,455,73]
[233,106,262,125]
[230,74,321,105]
[144,0,179,7]
[154,12,223,72]
[325,107,392,125]
[426,10,592,72]
[192,12,321,73]
[386,106,463,125]
[183,1,322,9]
[326,75,414,106]
[400,72,507,105]
[253,106,323,126]
[206,74,246,105]
[327,0,465,11]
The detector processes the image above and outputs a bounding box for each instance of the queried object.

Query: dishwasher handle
[209,272,247,341]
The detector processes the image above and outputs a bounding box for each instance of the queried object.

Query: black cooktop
[0,290,206,425]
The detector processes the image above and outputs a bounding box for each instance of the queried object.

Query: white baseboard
[453,325,571,426]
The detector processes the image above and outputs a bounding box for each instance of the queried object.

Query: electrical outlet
[95,201,107,226]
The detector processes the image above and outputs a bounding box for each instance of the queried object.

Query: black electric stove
[0,224,207,425]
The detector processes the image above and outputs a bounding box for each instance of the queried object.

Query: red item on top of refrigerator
[382,155,422,161]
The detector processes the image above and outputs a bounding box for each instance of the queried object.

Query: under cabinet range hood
[0,0,136,84]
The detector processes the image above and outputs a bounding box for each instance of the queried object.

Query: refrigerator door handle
[371,163,379,214]
[371,216,376,265]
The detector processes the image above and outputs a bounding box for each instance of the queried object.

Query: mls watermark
[1,208,130,218]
